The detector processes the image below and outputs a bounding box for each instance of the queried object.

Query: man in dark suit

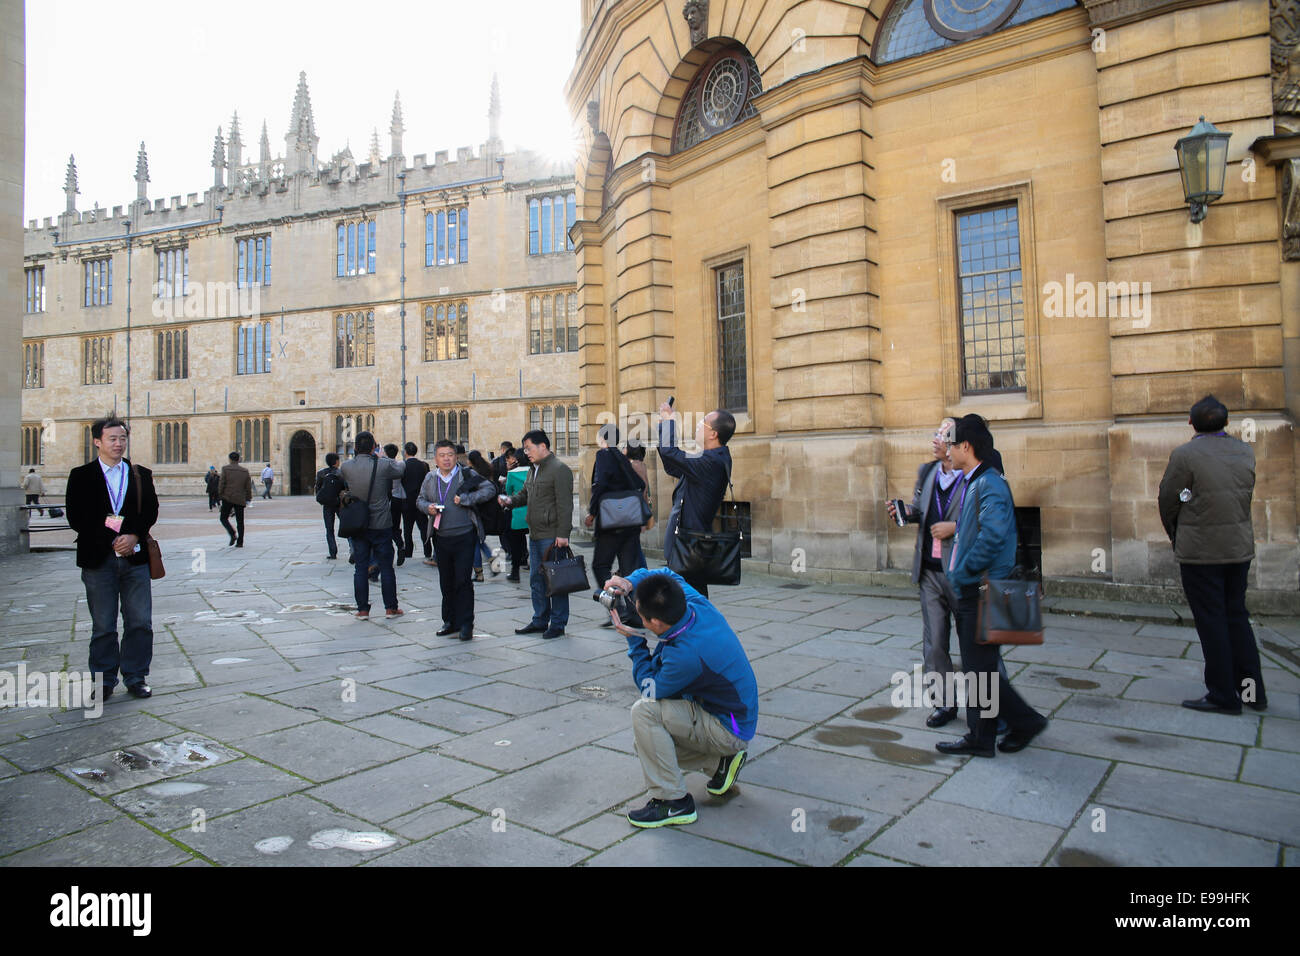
[315,452,343,559]
[657,403,735,597]
[65,416,159,700]
[400,442,432,563]
[888,418,965,728]
[217,451,253,547]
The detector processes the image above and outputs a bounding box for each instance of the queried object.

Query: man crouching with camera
[600,568,758,828]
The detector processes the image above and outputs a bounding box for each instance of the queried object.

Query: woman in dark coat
[584,425,647,606]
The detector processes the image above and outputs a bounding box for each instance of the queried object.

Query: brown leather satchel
[131,464,165,580]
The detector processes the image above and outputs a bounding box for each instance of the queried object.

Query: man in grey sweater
[417,439,496,641]
[340,431,406,619]
[1158,395,1266,714]
[500,429,574,640]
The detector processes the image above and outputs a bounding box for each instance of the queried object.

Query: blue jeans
[352,528,397,612]
[528,537,569,630]
[81,555,153,689]
[472,538,493,570]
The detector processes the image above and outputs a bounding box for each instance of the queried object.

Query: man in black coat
[657,403,735,597]
[65,417,159,700]
[315,452,343,559]
[584,424,647,596]
[401,442,432,562]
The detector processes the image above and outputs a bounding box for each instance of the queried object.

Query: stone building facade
[21,74,580,498]
[567,0,1299,598]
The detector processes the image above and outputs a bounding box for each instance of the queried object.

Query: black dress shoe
[92,684,113,703]
[515,623,547,634]
[436,624,458,637]
[935,736,995,757]
[1181,696,1241,715]
[460,628,474,642]
[925,706,958,728]
[126,683,152,699]
[396,552,406,567]
[998,718,1048,753]
[542,627,565,640]
[506,572,520,583]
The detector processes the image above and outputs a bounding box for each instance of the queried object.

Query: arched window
[673,46,762,153]
[874,0,1077,65]
[529,296,542,354]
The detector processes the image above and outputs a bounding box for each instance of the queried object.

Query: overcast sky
[24,0,581,221]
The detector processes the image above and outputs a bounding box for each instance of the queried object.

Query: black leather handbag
[336,457,377,539]
[541,544,590,597]
[976,571,1044,645]
[666,478,743,586]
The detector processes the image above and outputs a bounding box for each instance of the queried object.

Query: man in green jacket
[1158,395,1266,714]
[501,430,574,639]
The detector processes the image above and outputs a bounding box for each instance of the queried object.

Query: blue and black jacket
[946,461,1018,591]
[624,567,758,741]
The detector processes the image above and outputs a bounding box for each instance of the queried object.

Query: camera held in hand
[594,587,644,630]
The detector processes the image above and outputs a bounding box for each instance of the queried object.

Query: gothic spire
[212,127,226,188]
[390,91,404,159]
[135,141,149,202]
[285,71,319,173]
[259,119,271,161]
[488,73,502,146]
[227,110,243,177]
[64,154,78,213]
[369,127,382,166]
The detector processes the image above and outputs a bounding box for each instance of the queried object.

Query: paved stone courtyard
[1,497,1296,867]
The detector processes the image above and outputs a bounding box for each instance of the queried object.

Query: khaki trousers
[631,697,747,800]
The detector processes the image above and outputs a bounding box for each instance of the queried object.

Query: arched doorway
[289,431,316,495]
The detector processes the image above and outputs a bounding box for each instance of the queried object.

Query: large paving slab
[1052,807,1279,867]
[584,828,792,867]
[2,815,194,866]
[864,801,1063,867]
[0,771,122,856]
[741,744,945,816]
[307,752,496,822]
[236,722,416,783]
[930,747,1111,828]
[364,817,590,866]
[436,699,631,772]
[110,756,312,830]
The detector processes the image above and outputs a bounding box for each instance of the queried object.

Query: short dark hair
[499,441,514,452]
[434,439,456,453]
[523,430,550,450]
[382,443,398,458]
[455,443,466,455]
[91,416,129,440]
[355,431,376,456]
[404,441,418,457]
[635,573,688,627]
[953,414,994,463]
[625,441,646,462]
[598,423,620,447]
[325,452,339,467]
[710,410,736,445]
[1190,394,1229,433]
[507,447,526,465]
[228,451,240,462]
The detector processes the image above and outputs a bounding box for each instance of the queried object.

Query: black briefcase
[541,545,590,597]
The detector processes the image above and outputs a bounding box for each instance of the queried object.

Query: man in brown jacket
[1158,395,1266,714]
[217,451,254,547]
[501,429,574,639]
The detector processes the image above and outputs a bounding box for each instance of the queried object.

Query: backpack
[316,470,345,509]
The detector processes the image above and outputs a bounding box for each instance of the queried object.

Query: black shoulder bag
[666,468,743,586]
[336,458,377,539]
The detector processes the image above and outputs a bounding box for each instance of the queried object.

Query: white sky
[23,0,581,221]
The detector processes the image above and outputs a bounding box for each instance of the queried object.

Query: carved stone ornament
[683,0,708,47]
[1274,1,1300,127]
[1283,156,1300,261]
[587,100,600,133]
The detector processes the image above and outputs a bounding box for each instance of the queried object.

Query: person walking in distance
[20,468,45,516]
[204,465,220,511]
[64,416,159,700]
[1158,395,1268,714]
[260,462,274,499]
[339,432,406,618]
[501,430,574,640]
[501,447,530,582]
[400,442,432,565]
[218,451,253,547]
[657,402,735,597]
[418,440,497,640]
[315,452,344,560]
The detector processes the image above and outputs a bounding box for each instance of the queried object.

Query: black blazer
[65,458,159,569]
[401,457,431,502]
[588,447,645,516]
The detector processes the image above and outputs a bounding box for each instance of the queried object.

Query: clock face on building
[923,0,1022,41]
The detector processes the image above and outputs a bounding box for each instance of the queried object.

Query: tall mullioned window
[336,311,375,368]
[335,412,375,457]
[84,258,112,306]
[528,292,578,354]
[423,408,469,457]
[24,342,44,389]
[716,262,747,412]
[956,203,1025,393]
[423,301,468,361]
[528,193,576,255]
[528,404,579,456]
[82,335,112,385]
[157,247,188,298]
[154,421,189,464]
[235,417,270,462]
[237,321,272,375]
[426,208,469,266]
[156,329,189,380]
[22,426,44,466]
[237,236,271,287]
[25,267,45,313]
[336,219,376,276]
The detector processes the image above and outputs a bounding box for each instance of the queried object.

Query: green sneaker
[706,750,747,795]
[627,794,697,828]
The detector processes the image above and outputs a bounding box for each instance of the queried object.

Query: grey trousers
[631,698,747,800]
[919,567,958,679]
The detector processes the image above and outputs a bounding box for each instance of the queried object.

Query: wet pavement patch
[1056,848,1116,867]
[306,829,397,851]
[827,815,863,833]
[1056,677,1101,690]
[58,738,239,795]
[852,706,904,722]
[815,726,902,747]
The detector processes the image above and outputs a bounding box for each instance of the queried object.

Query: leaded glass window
[874,0,1078,65]
[716,263,747,413]
[673,48,762,153]
[956,204,1025,393]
